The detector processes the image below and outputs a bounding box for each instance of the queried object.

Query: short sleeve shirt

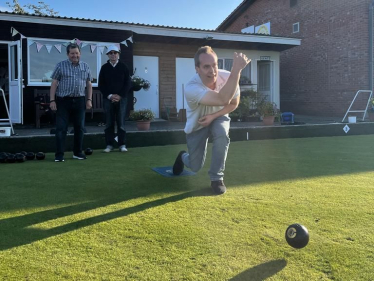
[51,59,92,97]
[184,69,240,134]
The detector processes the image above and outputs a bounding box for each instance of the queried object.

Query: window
[218,58,252,84]
[27,38,116,86]
[258,63,270,91]
[293,22,300,33]
[290,0,297,7]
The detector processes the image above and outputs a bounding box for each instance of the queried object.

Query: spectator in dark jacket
[99,45,131,152]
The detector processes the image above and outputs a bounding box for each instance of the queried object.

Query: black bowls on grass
[36,152,45,160]
[84,148,93,155]
[285,224,309,249]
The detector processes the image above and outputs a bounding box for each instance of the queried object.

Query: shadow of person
[230,259,287,281]
[0,188,212,251]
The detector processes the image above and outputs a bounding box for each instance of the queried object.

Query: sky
[0,0,244,30]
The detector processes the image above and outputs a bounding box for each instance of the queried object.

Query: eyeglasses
[108,52,119,55]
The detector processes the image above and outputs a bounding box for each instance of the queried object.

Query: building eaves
[216,0,256,31]
[0,10,300,51]
[0,10,216,32]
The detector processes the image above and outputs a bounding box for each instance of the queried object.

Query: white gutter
[0,13,301,46]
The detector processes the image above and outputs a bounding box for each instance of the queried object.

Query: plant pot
[262,116,275,126]
[136,120,151,131]
[131,85,142,92]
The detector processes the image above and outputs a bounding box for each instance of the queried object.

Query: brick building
[0,11,300,126]
[217,0,374,117]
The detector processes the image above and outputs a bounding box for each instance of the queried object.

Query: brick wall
[133,42,196,114]
[221,0,373,117]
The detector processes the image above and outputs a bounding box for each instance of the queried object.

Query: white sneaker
[103,145,113,153]
[119,145,128,152]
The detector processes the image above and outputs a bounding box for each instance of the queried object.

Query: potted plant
[367,97,374,121]
[129,108,155,130]
[257,100,280,125]
[131,76,151,92]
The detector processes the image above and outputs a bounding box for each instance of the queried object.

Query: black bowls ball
[84,148,93,155]
[26,152,35,160]
[6,154,16,163]
[36,152,45,160]
[0,153,7,163]
[15,153,26,163]
[285,224,309,249]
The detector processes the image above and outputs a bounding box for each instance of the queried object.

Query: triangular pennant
[36,42,44,52]
[120,40,128,47]
[20,34,26,39]
[90,44,97,53]
[28,40,35,47]
[62,42,69,47]
[11,27,19,36]
[45,44,52,53]
[98,46,105,54]
[75,39,82,45]
[70,39,75,43]
[81,43,88,48]
[127,36,133,43]
[54,44,62,53]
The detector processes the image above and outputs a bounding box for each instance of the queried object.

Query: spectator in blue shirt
[50,43,93,162]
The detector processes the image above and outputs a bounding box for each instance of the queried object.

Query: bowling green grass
[0,135,373,281]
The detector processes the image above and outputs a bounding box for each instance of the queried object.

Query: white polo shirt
[184,69,240,134]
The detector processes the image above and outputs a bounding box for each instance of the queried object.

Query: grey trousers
[182,115,230,181]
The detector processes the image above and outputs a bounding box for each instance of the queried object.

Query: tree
[6,0,58,16]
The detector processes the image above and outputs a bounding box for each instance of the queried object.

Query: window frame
[293,22,300,33]
[26,37,117,87]
[290,0,298,7]
[218,57,252,85]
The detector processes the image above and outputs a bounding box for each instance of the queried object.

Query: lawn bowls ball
[36,152,46,160]
[84,148,93,155]
[15,153,26,163]
[26,152,35,160]
[285,224,309,249]
[0,153,7,163]
[6,154,16,163]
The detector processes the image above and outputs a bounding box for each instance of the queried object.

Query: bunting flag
[10,27,26,38]
[45,44,53,53]
[127,36,133,43]
[36,42,44,52]
[28,40,35,47]
[90,44,97,53]
[11,27,19,36]
[81,43,88,48]
[98,46,105,54]
[120,40,128,47]
[70,39,75,43]
[54,44,62,53]
[75,38,82,45]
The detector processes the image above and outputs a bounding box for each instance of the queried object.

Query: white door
[8,41,23,124]
[176,58,196,111]
[257,61,273,102]
[133,56,159,118]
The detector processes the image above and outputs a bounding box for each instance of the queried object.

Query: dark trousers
[104,97,127,147]
[55,97,86,157]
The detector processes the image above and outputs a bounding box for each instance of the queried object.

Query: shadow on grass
[0,188,213,251]
[230,259,287,281]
